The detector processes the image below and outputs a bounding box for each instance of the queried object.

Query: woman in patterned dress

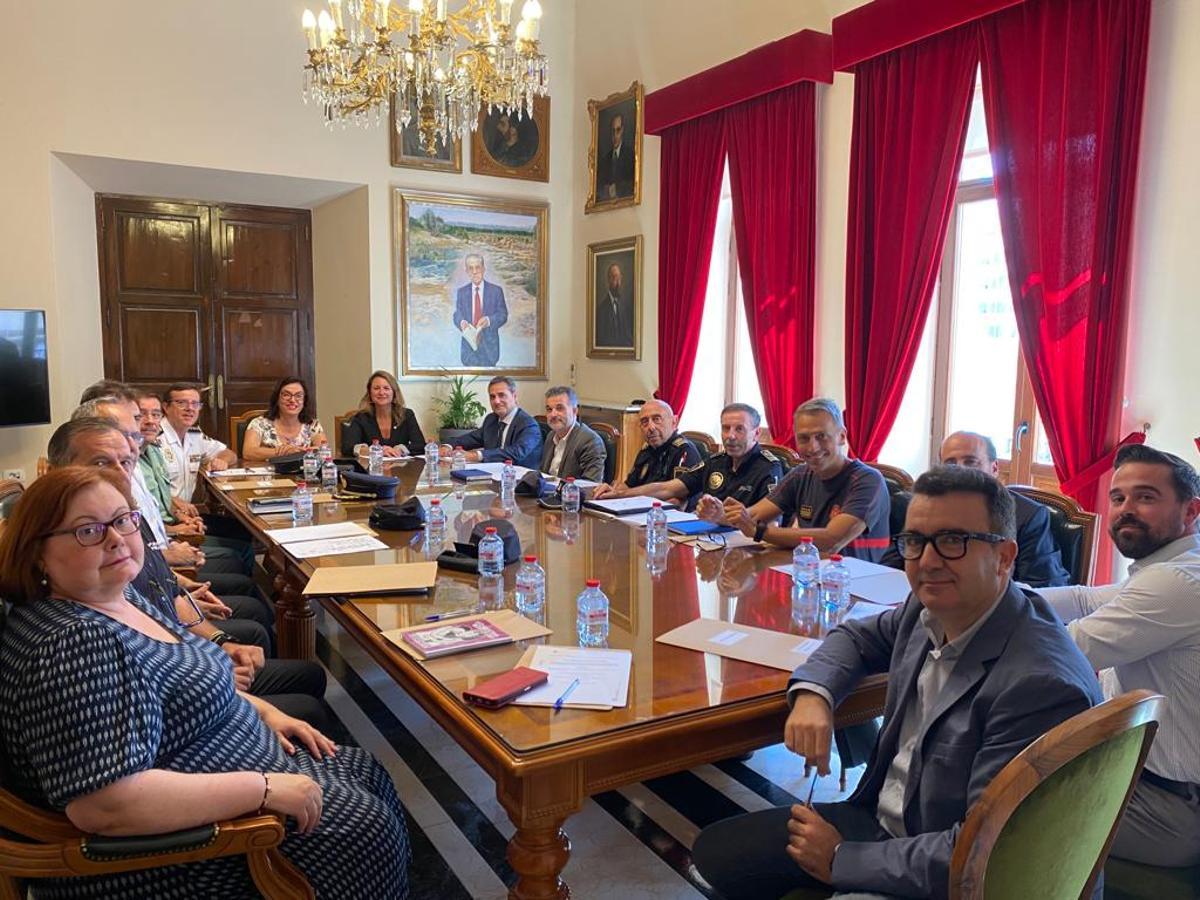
[0,466,409,898]
[241,376,328,461]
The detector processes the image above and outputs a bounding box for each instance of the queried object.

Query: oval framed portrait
[470,96,550,183]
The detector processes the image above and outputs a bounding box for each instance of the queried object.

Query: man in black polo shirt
[606,399,701,492]
[723,398,890,561]
[593,402,782,514]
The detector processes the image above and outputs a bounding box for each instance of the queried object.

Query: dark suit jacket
[1013,491,1071,587]
[456,407,542,470]
[540,421,606,482]
[343,408,426,456]
[452,280,508,367]
[598,142,635,199]
[791,583,1101,899]
[595,290,634,348]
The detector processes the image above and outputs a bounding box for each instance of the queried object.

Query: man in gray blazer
[540,385,606,482]
[692,466,1102,900]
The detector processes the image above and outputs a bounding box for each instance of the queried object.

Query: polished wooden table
[205,461,887,900]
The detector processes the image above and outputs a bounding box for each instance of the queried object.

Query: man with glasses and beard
[1042,444,1200,868]
[691,465,1100,899]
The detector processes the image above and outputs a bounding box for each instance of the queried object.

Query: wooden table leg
[498,766,582,900]
[274,570,315,660]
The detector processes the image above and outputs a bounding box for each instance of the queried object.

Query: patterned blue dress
[0,594,410,899]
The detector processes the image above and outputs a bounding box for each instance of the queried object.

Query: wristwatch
[210,630,235,647]
[753,521,768,543]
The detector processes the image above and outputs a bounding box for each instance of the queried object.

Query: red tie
[473,286,482,325]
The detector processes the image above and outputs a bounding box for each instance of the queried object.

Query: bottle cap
[585,579,600,588]
[505,458,513,465]
[799,536,814,543]
[485,526,497,534]
[372,439,379,444]
[524,554,537,563]
[431,498,440,505]
[566,476,575,482]
[455,445,464,450]
[830,553,843,561]
[652,501,662,507]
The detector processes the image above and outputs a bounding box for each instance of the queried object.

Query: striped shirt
[1042,532,1200,783]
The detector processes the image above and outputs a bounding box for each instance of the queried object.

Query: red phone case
[463,666,549,709]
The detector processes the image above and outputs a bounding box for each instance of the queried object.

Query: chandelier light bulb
[375,0,390,29]
[329,0,344,31]
[317,9,334,45]
[302,9,318,49]
[408,0,423,12]
[521,0,542,21]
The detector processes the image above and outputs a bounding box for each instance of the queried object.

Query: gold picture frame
[389,95,463,173]
[586,81,644,214]
[470,95,550,183]
[586,234,642,360]
[393,188,548,377]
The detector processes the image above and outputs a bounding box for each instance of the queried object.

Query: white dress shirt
[159,425,228,501]
[1042,531,1200,782]
[547,423,576,478]
[499,408,518,449]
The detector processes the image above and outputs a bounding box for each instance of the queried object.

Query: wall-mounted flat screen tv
[0,308,51,428]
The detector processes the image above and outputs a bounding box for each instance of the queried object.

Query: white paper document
[512,645,632,709]
[588,497,678,515]
[264,521,372,545]
[285,534,389,559]
[209,466,274,478]
[616,508,697,527]
[771,556,900,581]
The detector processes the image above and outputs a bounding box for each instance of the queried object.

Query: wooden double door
[97,195,315,444]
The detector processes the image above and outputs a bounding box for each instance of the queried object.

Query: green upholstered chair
[950,690,1162,899]
[682,430,718,463]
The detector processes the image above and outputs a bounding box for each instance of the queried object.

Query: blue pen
[552,678,581,713]
[424,608,471,622]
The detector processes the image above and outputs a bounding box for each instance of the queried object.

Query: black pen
[804,769,820,807]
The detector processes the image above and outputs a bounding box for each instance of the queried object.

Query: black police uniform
[625,432,702,489]
[677,444,783,506]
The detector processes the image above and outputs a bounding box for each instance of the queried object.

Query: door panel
[221,221,299,296]
[119,307,203,381]
[222,308,300,382]
[116,212,202,293]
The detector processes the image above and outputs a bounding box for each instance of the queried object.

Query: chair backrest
[0,480,23,521]
[758,442,801,471]
[534,414,551,444]
[1009,484,1098,585]
[36,457,50,479]
[682,430,719,462]
[950,690,1163,900]
[334,408,359,456]
[590,423,620,484]
[866,461,915,492]
[228,409,267,458]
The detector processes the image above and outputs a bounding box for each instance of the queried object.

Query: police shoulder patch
[672,436,685,447]
[682,461,706,474]
[759,448,778,463]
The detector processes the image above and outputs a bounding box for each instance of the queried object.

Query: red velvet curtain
[726,83,817,447]
[843,27,979,461]
[655,112,728,416]
[979,0,1151,511]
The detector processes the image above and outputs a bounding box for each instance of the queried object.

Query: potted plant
[433,372,487,445]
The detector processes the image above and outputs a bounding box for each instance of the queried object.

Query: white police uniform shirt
[159,425,228,502]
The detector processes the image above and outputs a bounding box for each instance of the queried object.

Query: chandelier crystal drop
[300,0,548,153]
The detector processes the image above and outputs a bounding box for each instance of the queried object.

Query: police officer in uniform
[610,399,702,491]
[594,402,781,517]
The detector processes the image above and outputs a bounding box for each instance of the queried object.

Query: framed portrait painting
[586,81,644,213]
[586,234,642,360]
[394,189,547,377]
[470,95,550,182]
[389,95,463,173]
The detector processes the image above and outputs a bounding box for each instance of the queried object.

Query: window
[880,74,1059,489]
[678,165,767,437]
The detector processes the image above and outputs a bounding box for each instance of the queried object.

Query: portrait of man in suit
[596,109,635,201]
[587,236,641,359]
[453,253,509,368]
[595,261,634,349]
[587,83,642,213]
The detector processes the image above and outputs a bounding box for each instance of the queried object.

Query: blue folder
[668,520,737,536]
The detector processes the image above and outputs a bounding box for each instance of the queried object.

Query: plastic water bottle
[368,439,384,475]
[320,457,338,493]
[424,440,440,485]
[514,555,546,616]
[792,536,821,591]
[302,448,319,484]
[561,477,580,513]
[452,446,468,499]
[478,526,505,577]
[428,497,446,533]
[576,579,609,647]
[319,444,332,464]
[821,553,851,623]
[478,574,504,610]
[500,458,516,504]
[291,482,313,523]
[646,501,669,551]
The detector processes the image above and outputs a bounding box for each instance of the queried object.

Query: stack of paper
[302,561,438,597]
[586,497,677,516]
[511,645,632,710]
[210,466,274,477]
[771,556,910,606]
[263,521,388,558]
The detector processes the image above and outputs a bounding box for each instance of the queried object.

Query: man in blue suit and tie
[692,465,1101,900]
[453,253,508,368]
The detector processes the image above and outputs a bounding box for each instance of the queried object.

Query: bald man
[612,399,700,493]
[940,430,1070,587]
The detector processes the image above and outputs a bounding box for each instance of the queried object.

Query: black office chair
[591,423,620,485]
[1009,485,1098,585]
[534,415,551,445]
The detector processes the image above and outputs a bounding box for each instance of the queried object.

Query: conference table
[204,459,888,900]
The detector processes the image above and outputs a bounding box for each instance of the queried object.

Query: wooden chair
[334,408,359,456]
[1009,484,1099,585]
[866,461,915,492]
[36,457,50,479]
[228,408,267,459]
[0,480,23,521]
[759,441,801,471]
[533,414,551,444]
[949,690,1163,900]
[591,422,621,484]
[682,430,719,461]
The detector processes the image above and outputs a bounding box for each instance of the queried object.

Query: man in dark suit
[452,253,508,367]
[692,466,1101,899]
[595,262,634,349]
[540,385,606,482]
[597,112,635,200]
[940,430,1071,586]
[439,375,542,470]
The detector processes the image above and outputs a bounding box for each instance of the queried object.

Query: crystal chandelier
[300,0,548,154]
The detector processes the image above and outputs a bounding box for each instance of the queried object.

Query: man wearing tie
[453,253,508,367]
[598,113,635,200]
[595,262,634,349]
